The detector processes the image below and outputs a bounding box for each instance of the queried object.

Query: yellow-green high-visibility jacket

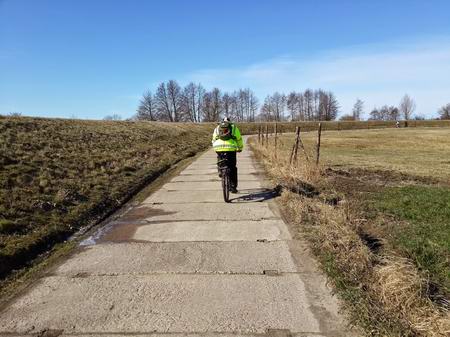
[212,124,244,152]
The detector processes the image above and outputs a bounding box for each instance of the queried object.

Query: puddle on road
[81,206,175,245]
[120,206,174,221]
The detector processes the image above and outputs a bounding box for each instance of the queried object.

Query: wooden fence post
[265,124,269,147]
[274,123,278,154]
[316,123,322,165]
[290,126,300,165]
[258,126,261,144]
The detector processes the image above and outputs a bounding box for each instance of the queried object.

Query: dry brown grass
[250,137,450,337]
[373,257,450,337]
[294,128,450,180]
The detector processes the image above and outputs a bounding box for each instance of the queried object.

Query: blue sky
[1,0,450,119]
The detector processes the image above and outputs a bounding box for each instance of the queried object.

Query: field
[297,128,450,179]
[0,117,212,280]
[251,127,450,336]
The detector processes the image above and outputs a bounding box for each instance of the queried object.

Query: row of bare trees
[367,94,416,121]
[341,94,420,121]
[135,81,340,122]
[135,81,259,122]
[284,89,339,121]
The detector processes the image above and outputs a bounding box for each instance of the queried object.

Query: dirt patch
[325,167,449,191]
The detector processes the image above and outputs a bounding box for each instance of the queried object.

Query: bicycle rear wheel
[222,171,230,203]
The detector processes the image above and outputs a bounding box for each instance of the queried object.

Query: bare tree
[369,105,399,120]
[7,112,22,117]
[260,95,274,121]
[155,82,171,121]
[202,88,222,122]
[236,90,246,122]
[271,92,286,121]
[287,92,299,121]
[317,90,339,121]
[248,90,259,122]
[438,103,450,120]
[104,114,122,120]
[352,99,364,121]
[304,89,314,121]
[399,94,416,120]
[229,88,258,122]
[155,80,183,122]
[388,106,400,120]
[136,91,156,120]
[167,80,182,121]
[221,93,233,119]
[181,83,204,122]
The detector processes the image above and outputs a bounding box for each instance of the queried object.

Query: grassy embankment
[0,117,212,286]
[251,128,450,337]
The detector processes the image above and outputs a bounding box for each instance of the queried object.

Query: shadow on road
[230,187,281,203]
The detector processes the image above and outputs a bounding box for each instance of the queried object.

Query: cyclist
[212,117,243,193]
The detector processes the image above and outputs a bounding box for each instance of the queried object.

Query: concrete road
[0,140,356,337]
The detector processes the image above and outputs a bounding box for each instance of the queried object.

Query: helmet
[219,121,231,137]
[222,117,231,123]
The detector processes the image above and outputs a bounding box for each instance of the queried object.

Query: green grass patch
[373,185,450,293]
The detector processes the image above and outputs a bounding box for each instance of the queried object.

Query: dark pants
[216,152,238,188]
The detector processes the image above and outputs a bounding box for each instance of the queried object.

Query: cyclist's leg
[228,151,238,189]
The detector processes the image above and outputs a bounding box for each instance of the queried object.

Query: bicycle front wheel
[222,172,230,203]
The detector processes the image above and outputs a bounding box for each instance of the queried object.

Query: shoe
[230,187,238,193]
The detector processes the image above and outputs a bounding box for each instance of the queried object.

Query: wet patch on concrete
[85,206,178,244]
[120,206,176,221]
[98,222,141,243]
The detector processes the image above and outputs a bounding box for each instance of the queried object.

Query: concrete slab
[182,165,257,172]
[143,188,279,204]
[184,169,257,175]
[183,163,257,173]
[4,331,332,337]
[161,181,262,191]
[0,274,320,334]
[119,202,277,222]
[192,159,254,164]
[187,161,255,167]
[180,168,221,175]
[171,173,260,182]
[55,241,299,275]
[179,171,217,176]
[56,330,328,337]
[132,220,291,242]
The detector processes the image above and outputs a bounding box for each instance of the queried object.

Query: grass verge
[250,129,450,337]
[371,185,450,295]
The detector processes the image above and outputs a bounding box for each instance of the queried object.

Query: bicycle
[217,158,231,203]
